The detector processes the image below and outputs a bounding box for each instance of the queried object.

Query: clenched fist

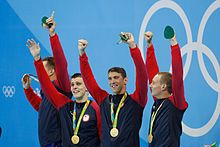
[78,39,88,56]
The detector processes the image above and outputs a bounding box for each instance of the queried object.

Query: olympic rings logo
[2,86,16,98]
[138,0,220,137]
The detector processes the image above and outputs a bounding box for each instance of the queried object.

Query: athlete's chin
[73,93,82,99]
[151,92,157,97]
[111,89,120,94]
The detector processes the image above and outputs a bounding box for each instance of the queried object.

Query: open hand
[26,39,41,61]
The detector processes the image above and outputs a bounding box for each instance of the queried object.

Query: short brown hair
[42,57,55,70]
[108,67,127,78]
[158,72,172,94]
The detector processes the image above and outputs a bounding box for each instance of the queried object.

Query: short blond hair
[158,72,172,94]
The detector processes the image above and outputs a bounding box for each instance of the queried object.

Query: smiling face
[71,76,88,101]
[108,72,128,94]
[150,72,172,99]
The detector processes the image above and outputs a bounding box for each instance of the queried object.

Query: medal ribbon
[149,100,165,137]
[72,100,90,135]
[111,93,127,128]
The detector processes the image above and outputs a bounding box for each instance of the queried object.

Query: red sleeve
[130,47,148,108]
[169,44,188,110]
[146,45,159,101]
[146,45,159,83]
[24,87,42,111]
[34,59,72,109]
[50,34,71,92]
[91,101,102,139]
[79,53,108,105]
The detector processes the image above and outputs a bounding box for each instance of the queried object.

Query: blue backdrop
[0,0,219,146]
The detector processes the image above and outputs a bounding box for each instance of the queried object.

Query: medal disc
[71,135,80,144]
[148,134,153,143]
[110,128,119,138]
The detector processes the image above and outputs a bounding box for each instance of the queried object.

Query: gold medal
[71,100,90,145]
[148,134,153,143]
[71,135,80,144]
[110,128,119,137]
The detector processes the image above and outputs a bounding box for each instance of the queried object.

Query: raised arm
[145,32,159,101]
[78,39,108,105]
[24,87,42,111]
[170,36,188,110]
[123,33,148,108]
[21,74,42,111]
[26,39,71,109]
[45,12,71,92]
[145,32,159,83]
